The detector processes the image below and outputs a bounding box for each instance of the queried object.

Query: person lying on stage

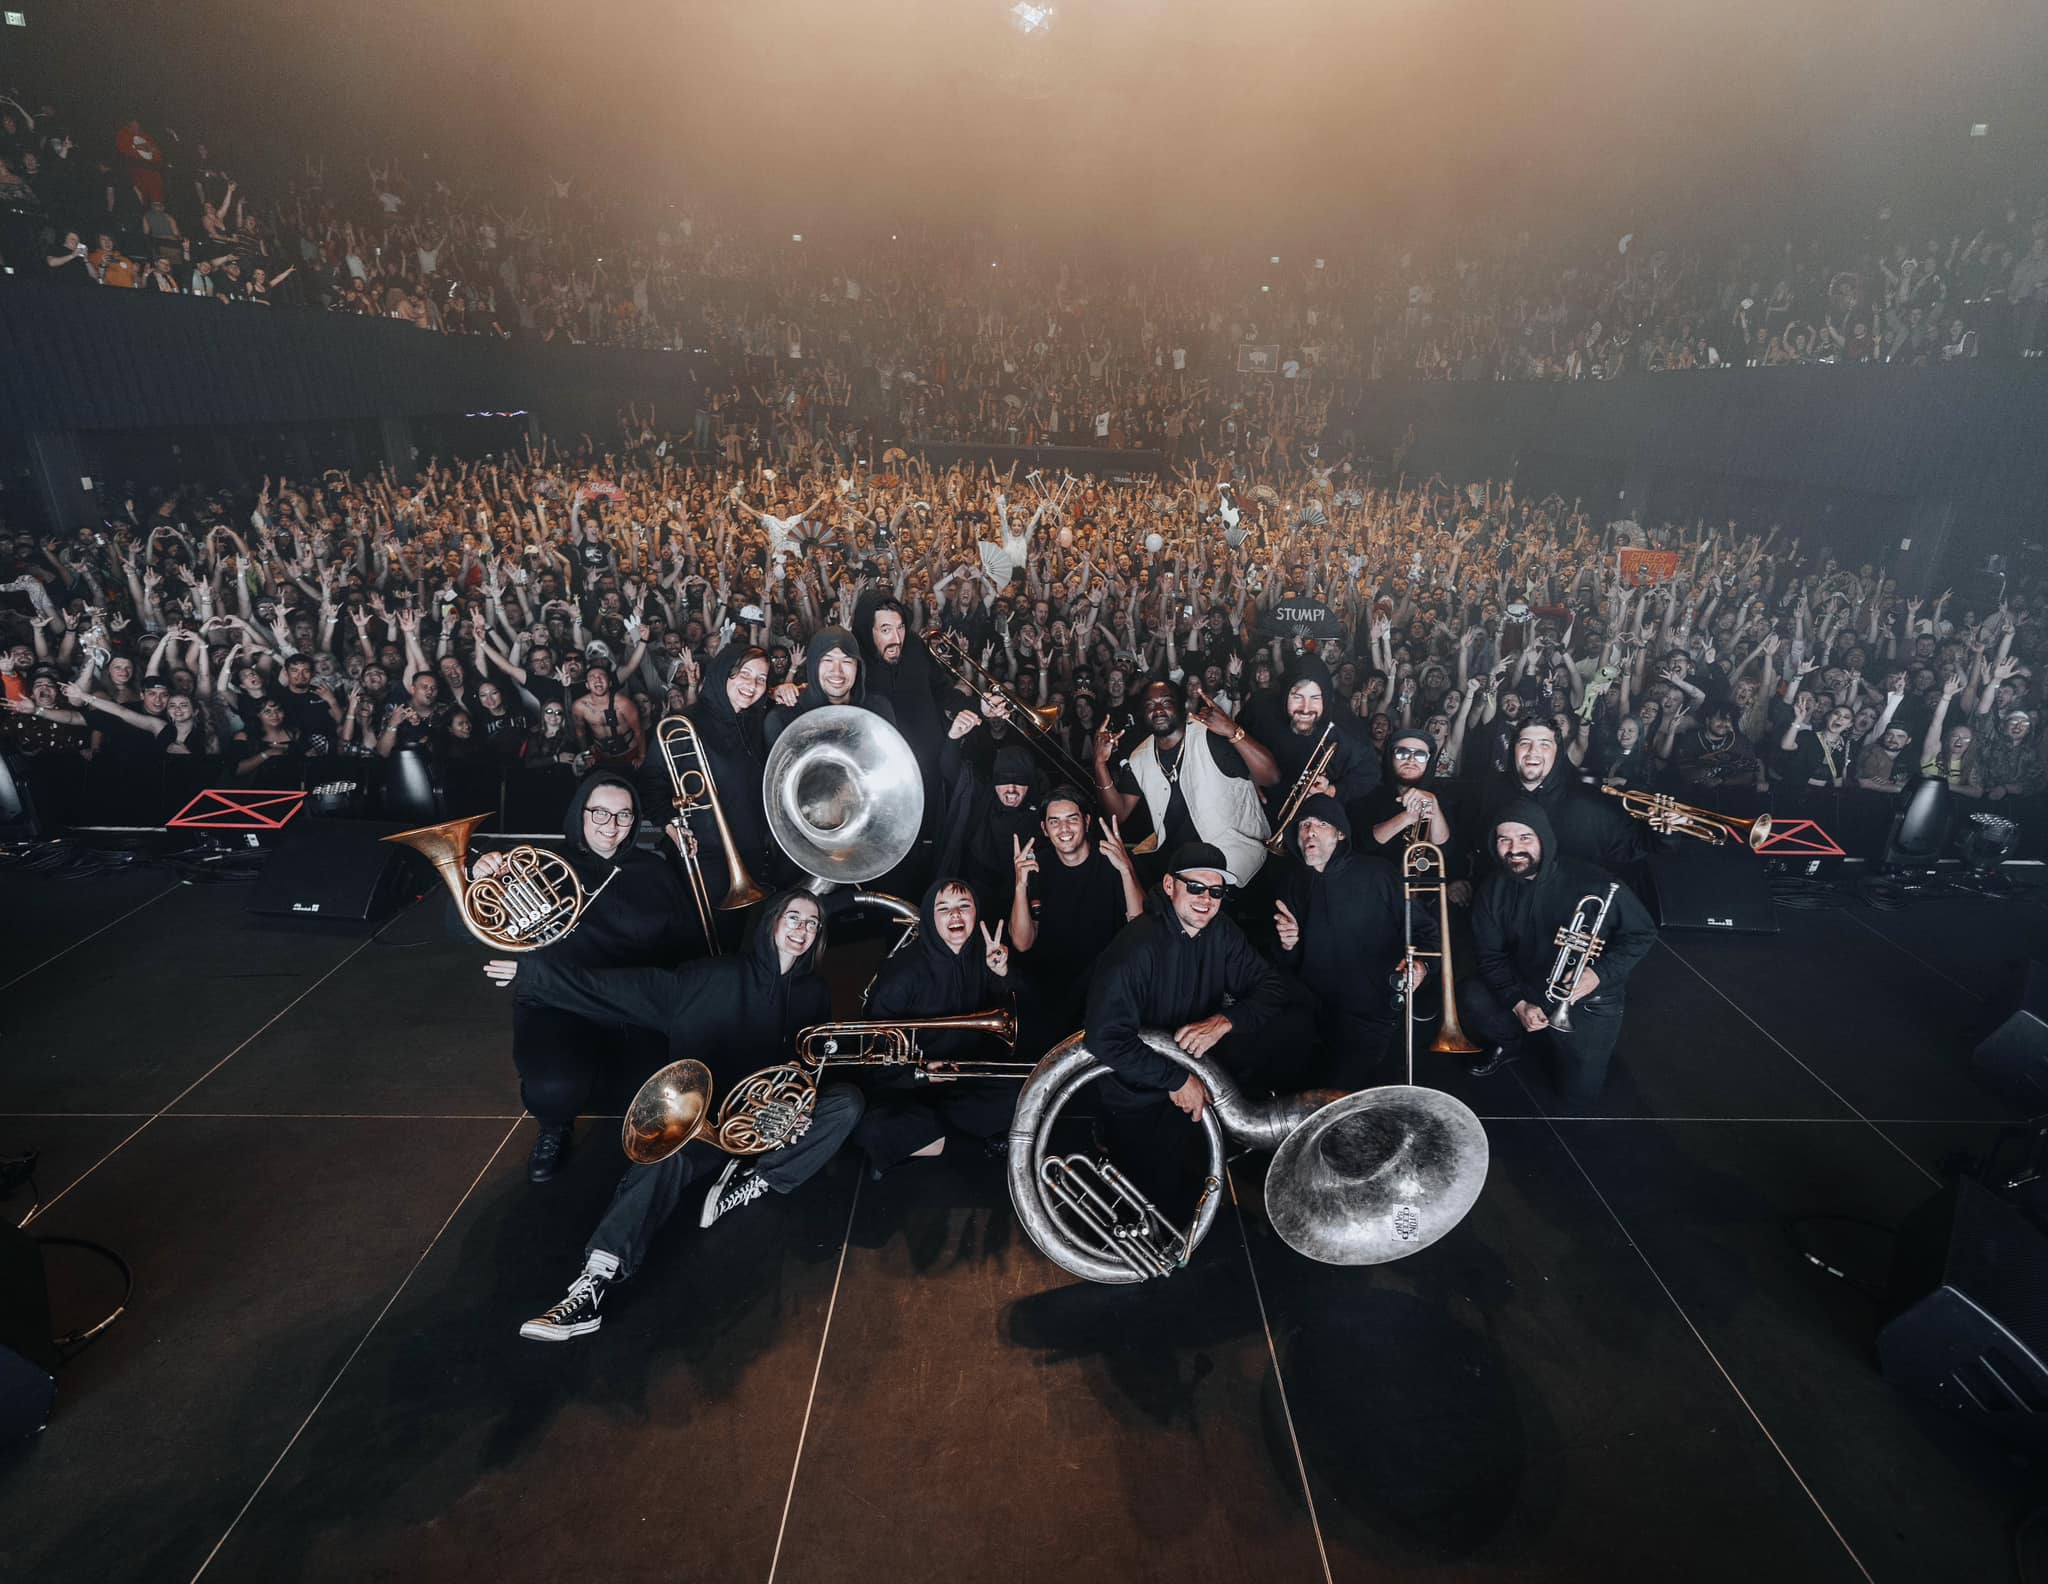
[1458,800,1657,1098]
[1270,794,1433,1088]
[854,878,1026,1176]
[474,770,711,1183]
[505,889,863,1342]
[1007,785,1145,1057]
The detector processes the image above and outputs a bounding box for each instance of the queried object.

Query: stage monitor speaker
[1879,1177,2048,1450]
[1648,843,1779,933]
[1972,961,2048,1110]
[0,1221,58,1441]
[245,819,424,925]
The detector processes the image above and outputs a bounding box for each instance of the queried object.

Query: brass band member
[763,626,898,750]
[1008,785,1146,1054]
[1476,718,1662,873]
[1271,794,1434,1087]
[1459,801,1656,1098]
[511,891,863,1342]
[1360,726,1455,862]
[675,644,784,916]
[1245,654,1380,830]
[853,878,1023,1176]
[1094,679,1277,885]
[478,771,709,1182]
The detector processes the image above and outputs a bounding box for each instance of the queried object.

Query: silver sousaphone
[1009,1029,1490,1284]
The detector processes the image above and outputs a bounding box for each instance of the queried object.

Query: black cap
[139,675,169,691]
[1167,840,1237,886]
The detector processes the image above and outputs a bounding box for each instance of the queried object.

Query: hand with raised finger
[1273,899,1300,951]
[980,919,1009,978]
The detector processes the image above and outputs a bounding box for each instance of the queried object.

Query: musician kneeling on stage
[1084,842,1298,1208]
[509,890,862,1342]
[478,771,709,1183]
[1271,794,1431,1088]
[1458,802,1656,1099]
[855,878,1023,1175]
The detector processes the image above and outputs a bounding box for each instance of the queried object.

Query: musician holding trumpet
[1461,802,1657,1099]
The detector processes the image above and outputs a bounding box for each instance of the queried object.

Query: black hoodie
[1469,798,1656,1012]
[937,742,1043,918]
[865,878,1026,1066]
[516,885,832,1086]
[1471,751,1655,876]
[852,591,949,765]
[677,645,777,886]
[1083,884,1289,1092]
[763,626,897,750]
[1247,654,1381,822]
[1272,793,1437,1024]
[1358,728,1460,865]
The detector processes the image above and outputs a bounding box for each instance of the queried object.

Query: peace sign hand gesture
[1012,834,1039,883]
[1097,815,1133,879]
[979,920,1010,978]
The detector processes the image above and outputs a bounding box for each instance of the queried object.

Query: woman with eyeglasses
[473,770,713,1184]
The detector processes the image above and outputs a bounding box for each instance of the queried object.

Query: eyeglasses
[778,911,822,935]
[1391,746,1430,761]
[1172,877,1231,899]
[584,808,635,829]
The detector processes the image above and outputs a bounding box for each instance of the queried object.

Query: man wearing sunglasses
[1082,842,1298,1216]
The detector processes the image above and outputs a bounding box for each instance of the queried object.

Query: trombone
[655,713,768,952]
[1601,785,1772,851]
[925,629,1095,794]
[1263,723,1337,854]
[1394,839,1483,1059]
[794,1007,1032,1079]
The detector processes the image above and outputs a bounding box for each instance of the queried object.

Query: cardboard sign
[1618,548,1682,587]
[1259,599,1343,639]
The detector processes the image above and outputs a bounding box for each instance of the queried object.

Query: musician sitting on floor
[1458,801,1657,1099]
[506,889,863,1343]
[854,878,1026,1176]
[1270,794,1433,1088]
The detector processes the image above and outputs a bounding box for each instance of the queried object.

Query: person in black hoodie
[1270,794,1436,1086]
[854,877,1024,1174]
[476,769,710,1183]
[937,737,1042,925]
[763,625,897,750]
[852,590,952,826]
[1357,726,1457,865]
[511,888,862,1342]
[1471,718,1665,877]
[1245,652,1380,834]
[1459,799,1657,1099]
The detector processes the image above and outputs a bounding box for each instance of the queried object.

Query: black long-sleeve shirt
[1083,889,1289,1091]
[1272,848,1438,1023]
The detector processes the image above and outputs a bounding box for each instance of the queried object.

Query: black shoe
[700,1160,770,1227]
[1464,1045,1519,1079]
[518,1270,608,1342]
[527,1125,570,1184]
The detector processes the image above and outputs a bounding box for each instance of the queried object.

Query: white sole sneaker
[700,1157,745,1227]
[518,1314,602,1342]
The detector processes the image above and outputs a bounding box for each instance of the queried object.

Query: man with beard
[510,889,861,1342]
[1094,680,1278,885]
[763,625,897,749]
[1476,719,1663,873]
[1008,786,1145,1055]
[1245,654,1379,835]
[1271,795,1431,1086]
[854,878,1024,1175]
[1459,801,1656,1097]
[1670,700,1762,791]
[475,771,713,1182]
[852,590,950,814]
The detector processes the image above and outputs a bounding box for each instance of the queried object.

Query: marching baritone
[478,770,710,1183]
[507,890,863,1342]
[1271,794,1435,1087]
[1458,801,1657,1098]
[854,879,1027,1175]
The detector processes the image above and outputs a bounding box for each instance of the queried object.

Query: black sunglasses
[1172,876,1232,899]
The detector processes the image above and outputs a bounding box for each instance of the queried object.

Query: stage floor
[2,865,2046,1582]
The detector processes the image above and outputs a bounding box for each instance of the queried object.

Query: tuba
[762,705,925,892]
[654,712,768,953]
[1007,1030,1489,1285]
[384,813,591,952]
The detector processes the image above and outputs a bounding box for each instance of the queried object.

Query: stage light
[1270,256,1280,265]
[2,13,24,27]
[1971,123,1990,138]
[1959,812,2019,873]
[792,233,803,243]
[1009,2,1054,35]
[1881,776,1951,870]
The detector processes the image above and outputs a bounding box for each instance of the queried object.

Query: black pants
[854,1072,1019,1171]
[1455,980,1625,1101]
[588,1082,864,1279]
[1313,1004,1397,1091]
[512,1003,668,1130]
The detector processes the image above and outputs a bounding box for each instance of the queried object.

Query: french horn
[384,813,591,952]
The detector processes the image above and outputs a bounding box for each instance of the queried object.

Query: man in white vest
[1091,679,1278,884]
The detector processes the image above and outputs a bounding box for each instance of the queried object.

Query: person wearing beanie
[1460,799,1656,1098]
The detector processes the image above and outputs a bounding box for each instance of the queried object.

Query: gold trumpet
[1264,723,1338,854]
[655,713,767,953]
[1601,786,1773,851]
[1397,838,1483,1056]
[925,629,1094,792]
[794,1007,1031,1079]
[385,814,591,952]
